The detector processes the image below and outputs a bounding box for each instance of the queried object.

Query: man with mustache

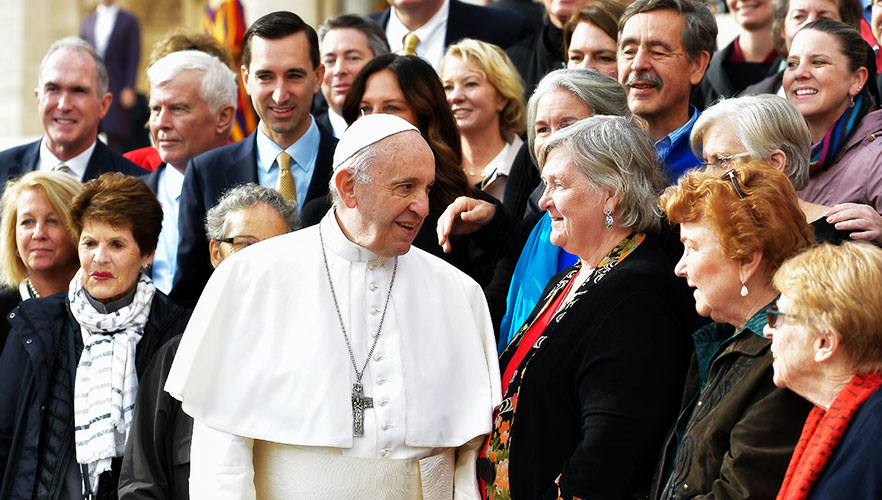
[141,49,238,295]
[171,11,337,307]
[166,114,500,499]
[617,0,716,181]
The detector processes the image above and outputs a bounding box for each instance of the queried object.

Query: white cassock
[165,211,501,499]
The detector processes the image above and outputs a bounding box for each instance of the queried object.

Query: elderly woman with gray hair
[119,184,298,500]
[502,68,630,219]
[477,116,695,500]
[691,94,882,243]
[438,69,635,343]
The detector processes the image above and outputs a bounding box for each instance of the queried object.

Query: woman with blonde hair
[441,39,525,201]
[767,241,882,499]
[0,171,82,352]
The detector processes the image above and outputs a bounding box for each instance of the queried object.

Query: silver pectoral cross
[351,382,373,437]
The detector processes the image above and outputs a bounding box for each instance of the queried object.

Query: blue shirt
[655,105,698,161]
[151,165,185,294]
[255,116,320,211]
[655,106,702,183]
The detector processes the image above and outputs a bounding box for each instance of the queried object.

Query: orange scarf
[776,373,882,500]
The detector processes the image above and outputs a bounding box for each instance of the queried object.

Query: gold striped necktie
[54,163,73,175]
[402,33,420,56]
[275,151,297,204]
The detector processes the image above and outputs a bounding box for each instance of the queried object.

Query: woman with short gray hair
[692,94,882,244]
[438,69,634,345]
[506,68,630,217]
[477,116,696,500]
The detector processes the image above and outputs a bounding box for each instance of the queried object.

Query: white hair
[328,146,377,205]
[147,50,237,114]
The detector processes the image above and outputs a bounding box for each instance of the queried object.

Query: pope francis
[165,114,501,499]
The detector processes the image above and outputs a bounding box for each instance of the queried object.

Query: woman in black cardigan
[477,116,697,499]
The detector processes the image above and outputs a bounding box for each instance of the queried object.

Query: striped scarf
[69,269,155,493]
[808,95,870,176]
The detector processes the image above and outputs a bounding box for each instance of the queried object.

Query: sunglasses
[721,169,747,199]
[766,304,794,329]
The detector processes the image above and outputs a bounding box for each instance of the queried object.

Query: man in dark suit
[141,50,238,295]
[80,0,141,153]
[0,37,146,199]
[315,14,390,138]
[369,0,535,71]
[171,11,336,306]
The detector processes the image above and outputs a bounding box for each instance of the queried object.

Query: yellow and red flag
[203,0,256,142]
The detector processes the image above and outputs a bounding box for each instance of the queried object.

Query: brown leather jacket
[652,303,814,500]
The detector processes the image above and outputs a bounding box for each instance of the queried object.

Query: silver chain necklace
[319,225,398,437]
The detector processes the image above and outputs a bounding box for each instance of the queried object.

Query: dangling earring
[740,283,749,297]
[604,208,613,230]
[849,95,856,108]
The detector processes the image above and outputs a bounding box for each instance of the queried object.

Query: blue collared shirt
[655,105,699,162]
[151,164,185,294]
[255,116,320,211]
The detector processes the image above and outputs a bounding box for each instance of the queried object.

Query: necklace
[319,226,398,437]
[25,277,41,298]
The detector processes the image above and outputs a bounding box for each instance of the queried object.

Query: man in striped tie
[0,37,146,198]
[171,11,337,307]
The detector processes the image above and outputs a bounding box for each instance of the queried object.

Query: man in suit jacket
[0,37,146,199]
[80,0,141,153]
[370,0,535,71]
[315,14,390,138]
[141,50,238,295]
[171,11,336,307]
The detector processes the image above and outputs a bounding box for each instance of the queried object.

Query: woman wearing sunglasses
[767,241,882,500]
[653,161,816,499]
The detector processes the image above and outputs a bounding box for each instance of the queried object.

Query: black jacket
[118,335,190,500]
[692,40,780,110]
[0,287,20,357]
[492,235,696,499]
[506,22,564,103]
[0,290,190,500]
[369,0,535,51]
[0,139,147,199]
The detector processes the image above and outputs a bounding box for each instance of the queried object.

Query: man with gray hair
[617,0,716,182]
[119,183,296,500]
[691,94,882,244]
[166,114,500,499]
[0,36,145,198]
[142,49,238,294]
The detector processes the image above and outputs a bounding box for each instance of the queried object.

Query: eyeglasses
[767,304,795,329]
[721,168,747,200]
[703,152,751,169]
[215,235,259,250]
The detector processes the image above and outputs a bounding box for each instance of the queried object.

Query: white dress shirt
[93,3,120,57]
[386,0,450,72]
[38,138,96,180]
[328,109,348,139]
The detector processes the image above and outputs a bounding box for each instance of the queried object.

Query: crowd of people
[2,0,882,498]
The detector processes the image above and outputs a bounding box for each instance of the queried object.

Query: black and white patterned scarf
[69,268,154,493]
